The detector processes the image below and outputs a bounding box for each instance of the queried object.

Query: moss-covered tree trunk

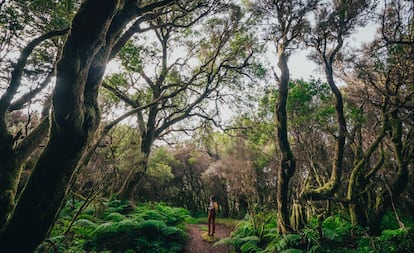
[0,135,16,227]
[275,46,296,234]
[0,118,50,227]
[118,104,157,200]
[0,29,67,227]
[301,54,347,201]
[347,125,386,226]
[0,0,121,251]
[117,40,163,200]
[368,113,410,235]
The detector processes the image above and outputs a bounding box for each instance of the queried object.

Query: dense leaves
[36,199,190,253]
[222,212,413,253]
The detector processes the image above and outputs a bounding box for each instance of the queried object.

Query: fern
[376,227,414,252]
[214,236,235,247]
[105,212,126,222]
[239,235,261,244]
[279,249,302,253]
[275,234,302,251]
[322,215,353,243]
[73,219,97,228]
[240,241,263,253]
[262,227,279,242]
[102,198,135,216]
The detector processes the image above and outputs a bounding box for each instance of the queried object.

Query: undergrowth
[218,211,414,253]
[35,197,191,253]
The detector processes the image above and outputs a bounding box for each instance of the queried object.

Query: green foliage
[119,40,144,72]
[135,203,191,226]
[259,79,333,128]
[83,201,189,252]
[103,198,135,215]
[40,199,190,253]
[88,218,187,253]
[223,212,414,253]
[221,211,293,253]
[72,219,97,238]
[89,219,140,251]
[321,215,353,242]
[221,219,259,250]
[279,249,303,253]
[375,227,414,252]
[239,236,262,253]
[105,212,126,222]
[273,234,302,252]
[147,147,177,184]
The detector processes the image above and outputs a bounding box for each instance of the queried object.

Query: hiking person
[207,195,218,236]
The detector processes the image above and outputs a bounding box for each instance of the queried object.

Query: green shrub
[104,199,135,214]
[135,203,191,226]
[222,211,413,253]
[72,219,98,238]
[85,208,188,252]
[89,220,141,251]
[140,209,166,221]
[321,215,353,242]
[76,213,95,221]
[222,213,303,253]
[105,212,127,222]
[376,227,413,252]
[135,220,187,252]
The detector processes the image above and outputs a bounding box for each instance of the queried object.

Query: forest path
[183,223,234,253]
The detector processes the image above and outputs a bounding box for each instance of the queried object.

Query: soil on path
[183,223,234,253]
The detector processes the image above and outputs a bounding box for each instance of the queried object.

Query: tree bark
[275,46,295,234]
[369,113,410,235]
[118,117,155,199]
[300,58,347,201]
[0,29,67,228]
[347,126,386,226]
[0,0,121,251]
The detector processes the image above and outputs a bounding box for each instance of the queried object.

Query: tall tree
[301,0,372,200]
[248,0,317,234]
[343,0,413,233]
[0,0,182,251]
[102,3,256,200]
[0,0,74,228]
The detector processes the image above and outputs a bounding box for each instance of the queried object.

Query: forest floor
[183,222,235,253]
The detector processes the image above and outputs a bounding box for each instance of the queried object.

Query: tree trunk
[0,29,67,228]
[118,153,150,200]
[300,63,346,201]
[0,138,17,228]
[369,113,410,235]
[0,0,121,251]
[0,117,50,227]
[118,100,159,200]
[347,126,386,226]
[275,47,295,234]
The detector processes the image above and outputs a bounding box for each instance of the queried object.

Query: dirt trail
[183,223,233,253]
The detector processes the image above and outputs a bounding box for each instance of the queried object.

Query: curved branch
[0,28,69,116]
[9,70,55,112]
